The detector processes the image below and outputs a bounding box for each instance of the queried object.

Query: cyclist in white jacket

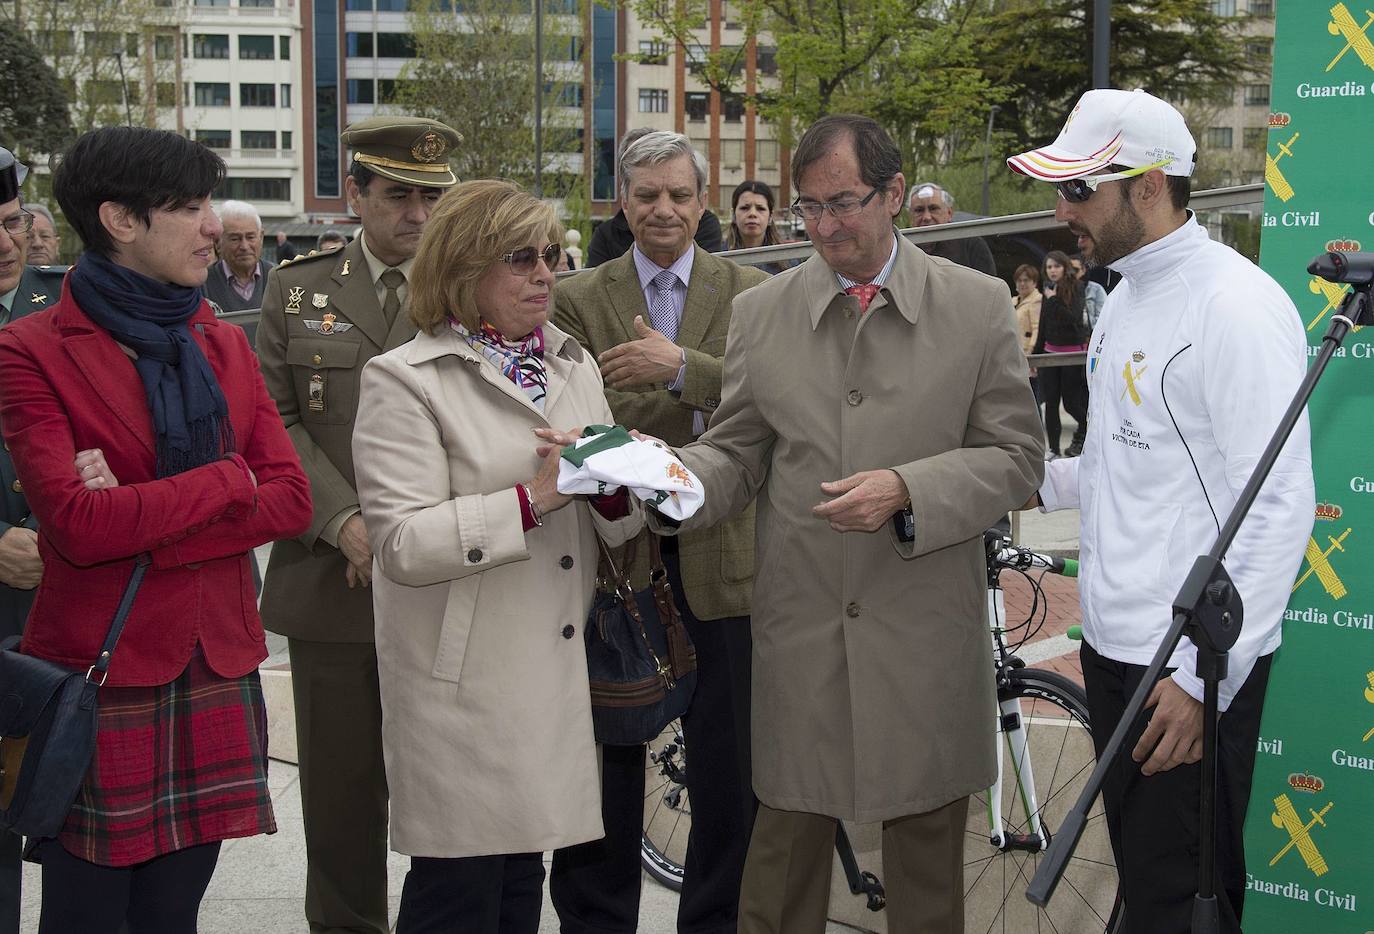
[1009,89,1315,934]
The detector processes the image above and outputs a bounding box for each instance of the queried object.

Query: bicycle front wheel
[641,719,688,891]
[964,667,1124,934]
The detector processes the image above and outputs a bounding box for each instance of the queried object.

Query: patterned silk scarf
[453,319,548,411]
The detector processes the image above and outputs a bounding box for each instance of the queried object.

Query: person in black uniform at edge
[0,147,67,934]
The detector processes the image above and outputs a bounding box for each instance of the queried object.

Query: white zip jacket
[1040,216,1315,710]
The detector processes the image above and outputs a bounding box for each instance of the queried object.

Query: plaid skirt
[43,651,276,867]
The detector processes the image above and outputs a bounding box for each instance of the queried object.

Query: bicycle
[641,530,1125,934]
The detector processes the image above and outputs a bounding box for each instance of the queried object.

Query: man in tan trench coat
[649,115,1044,932]
[256,116,460,934]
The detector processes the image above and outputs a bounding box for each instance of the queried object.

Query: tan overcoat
[352,323,643,857]
[653,237,1044,822]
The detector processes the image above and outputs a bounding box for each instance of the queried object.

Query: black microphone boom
[1308,251,1374,285]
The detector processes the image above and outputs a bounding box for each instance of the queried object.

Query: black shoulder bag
[0,555,150,837]
[586,536,697,745]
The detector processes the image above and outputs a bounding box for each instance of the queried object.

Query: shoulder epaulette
[278,249,335,268]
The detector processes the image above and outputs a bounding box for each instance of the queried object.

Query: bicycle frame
[986,583,1048,854]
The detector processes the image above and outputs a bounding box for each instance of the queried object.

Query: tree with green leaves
[0,25,74,163]
[397,0,585,196]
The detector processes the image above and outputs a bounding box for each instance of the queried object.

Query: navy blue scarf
[67,252,234,477]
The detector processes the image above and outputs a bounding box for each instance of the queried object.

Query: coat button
[845,602,861,618]
[10,480,20,493]
[562,624,576,639]
[312,353,323,365]
[467,548,483,563]
[846,389,863,406]
[560,555,574,570]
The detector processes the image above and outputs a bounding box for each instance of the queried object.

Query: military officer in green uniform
[256,117,461,934]
[0,146,66,934]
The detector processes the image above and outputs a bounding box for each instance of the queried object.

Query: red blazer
[0,282,311,686]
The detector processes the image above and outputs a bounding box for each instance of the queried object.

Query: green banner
[1242,3,1374,928]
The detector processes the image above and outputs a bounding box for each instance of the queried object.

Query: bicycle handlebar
[984,531,1078,578]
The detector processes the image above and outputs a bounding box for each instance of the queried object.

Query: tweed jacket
[554,246,767,620]
[256,237,419,642]
[651,237,1045,820]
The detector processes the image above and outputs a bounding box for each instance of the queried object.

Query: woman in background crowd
[1033,249,1090,458]
[726,180,796,275]
[1013,262,1043,400]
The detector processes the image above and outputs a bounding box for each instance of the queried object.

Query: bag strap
[79,554,152,707]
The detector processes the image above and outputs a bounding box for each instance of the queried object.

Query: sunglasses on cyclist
[500,243,562,276]
[1054,159,1172,204]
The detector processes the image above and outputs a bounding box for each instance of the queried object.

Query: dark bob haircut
[52,126,226,258]
[791,114,902,196]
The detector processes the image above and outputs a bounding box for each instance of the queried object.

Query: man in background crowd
[907,181,996,275]
[276,229,300,264]
[25,204,60,266]
[205,200,273,312]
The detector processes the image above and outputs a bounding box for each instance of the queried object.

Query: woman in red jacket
[0,126,311,932]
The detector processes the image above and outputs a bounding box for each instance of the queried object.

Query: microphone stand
[1026,268,1372,933]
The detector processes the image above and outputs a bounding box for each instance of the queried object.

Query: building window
[241,0,276,6]
[347,78,375,103]
[1242,126,1266,149]
[240,83,277,107]
[721,138,742,169]
[757,45,777,76]
[346,32,374,56]
[193,34,230,59]
[375,32,417,57]
[281,131,293,149]
[377,79,409,103]
[1249,0,1273,14]
[638,88,669,113]
[1246,39,1271,60]
[86,31,139,57]
[217,178,291,201]
[689,137,710,163]
[281,83,292,107]
[722,91,745,123]
[376,0,408,9]
[36,31,75,55]
[194,0,230,7]
[638,39,668,65]
[686,91,709,122]
[155,82,177,107]
[280,35,291,59]
[557,84,584,108]
[1243,84,1270,106]
[194,82,231,106]
[195,129,231,149]
[154,33,177,61]
[242,130,276,149]
[1210,0,1236,14]
[756,138,778,169]
[239,35,275,59]
[87,80,132,105]
[1203,127,1233,149]
[345,0,372,8]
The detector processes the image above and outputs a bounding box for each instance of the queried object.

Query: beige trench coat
[352,323,642,857]
[654,237,1044,822]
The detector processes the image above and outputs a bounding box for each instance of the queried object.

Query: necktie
[648,270,679,341]
[381,268,405,326]
[845,283,880,314]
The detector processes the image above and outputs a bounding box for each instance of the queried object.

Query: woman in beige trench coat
[352,180,642,933]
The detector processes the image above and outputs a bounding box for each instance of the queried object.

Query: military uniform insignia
[411,130,448,162]
[286,286,305,313]
[342,259,351,276]
[304,313,354,335]
[308,373,326,411]
[312,292,329,308]
[30,292,47,304]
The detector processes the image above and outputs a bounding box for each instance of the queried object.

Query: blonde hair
[408,179,563,334]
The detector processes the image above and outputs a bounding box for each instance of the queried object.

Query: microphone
[1308,251,1374,285]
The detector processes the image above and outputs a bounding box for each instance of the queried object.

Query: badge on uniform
[341,259,351,276]
[286,286,304,314]
[30,292,46,304]
[308,373,326,412]
[304,312,354,335]
[312,292,329,308]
